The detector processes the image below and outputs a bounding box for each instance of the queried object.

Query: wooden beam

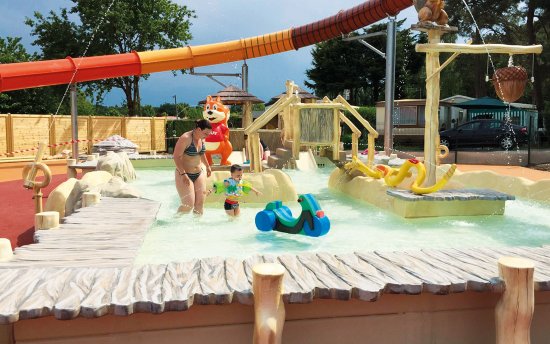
[338,113,361,135]
[242,102,253,128]
[416,43,543,55]
[426,40,472,82]
[290,103,345,109]
[292,107,300,160]
[334,95,378,137]
[332,108,339,161]
[424,29,442,186]
[244,95,299,135]
[367,134,375,166]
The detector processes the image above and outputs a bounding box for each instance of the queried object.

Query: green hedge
[342,106,376,144]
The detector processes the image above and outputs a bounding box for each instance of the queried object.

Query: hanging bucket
[492,65,528,103]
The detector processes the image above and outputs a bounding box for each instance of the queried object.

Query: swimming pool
[134,167,550,264]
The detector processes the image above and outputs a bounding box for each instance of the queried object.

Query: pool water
[133,167,550,264]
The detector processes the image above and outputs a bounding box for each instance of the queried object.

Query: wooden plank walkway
[0,197,160,268]
[1,197,550,324]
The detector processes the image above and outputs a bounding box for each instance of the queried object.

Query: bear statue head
[203,95,230,124]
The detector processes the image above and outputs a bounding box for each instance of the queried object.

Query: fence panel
[12,115,50,157]
[125,117,152,152]
[53,115,88,155]
[0,114,166,157]
[153,118,166,151]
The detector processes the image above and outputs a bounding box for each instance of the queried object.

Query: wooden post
[424,29,442,186]
[332,108,339,161]
[0,238,13,262]
[495,256,535,344]
[367,134,375,166]
[33,186,43,214]
[243,102,253,129]
[87,116,93,154]
[253,263,285,344]
[121,116,127,139]
[35,211,60,230]
[150,117,156,151]
[23,143,48,189]
[251,132,262,173]
[292,107,301,160]
[82,192,101,207]
[67,159,77,179]
[6,114,13,157]
[49,114,56,156]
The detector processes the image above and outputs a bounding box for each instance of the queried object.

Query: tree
[445,0,522,97]
[523,0,550,127]
[305,20,425,105]
[26,0,196,116]
[0,36,63,114]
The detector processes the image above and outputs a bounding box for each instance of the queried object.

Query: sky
[0,0,420,107]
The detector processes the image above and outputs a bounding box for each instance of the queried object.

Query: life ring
[22,162,52,189]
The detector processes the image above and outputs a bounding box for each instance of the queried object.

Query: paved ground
[456,164,550,181]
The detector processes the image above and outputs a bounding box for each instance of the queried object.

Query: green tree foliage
[158,102,202,119]
[0,37,59,114]
[445,0,522,97]
[523,0,550,127]
[26,0,196,116]
[305,20,424,105]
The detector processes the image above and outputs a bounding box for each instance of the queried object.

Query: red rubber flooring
[0,174,70,250]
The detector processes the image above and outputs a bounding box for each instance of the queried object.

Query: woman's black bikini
[177,131,206,182]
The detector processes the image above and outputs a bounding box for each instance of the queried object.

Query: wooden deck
[0,197,160,268]
[1,197,550,324]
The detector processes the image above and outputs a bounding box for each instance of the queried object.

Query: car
[439,119,528,150]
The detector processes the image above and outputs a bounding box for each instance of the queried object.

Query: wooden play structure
[21,142,52,214]
[244,81,378,173]
[412,22,543,186]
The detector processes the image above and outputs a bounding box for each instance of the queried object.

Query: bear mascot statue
[203,95,233,165]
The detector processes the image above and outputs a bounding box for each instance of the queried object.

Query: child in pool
[224,164,261,216]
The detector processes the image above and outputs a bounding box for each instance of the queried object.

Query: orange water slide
[0,0,412,92]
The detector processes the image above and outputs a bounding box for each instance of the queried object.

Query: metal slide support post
[242,61,248,92]
[384,17,396,156]
[527,115,532,166]
[70,83,79,160]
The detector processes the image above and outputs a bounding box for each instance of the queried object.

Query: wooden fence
[0,114,166,157]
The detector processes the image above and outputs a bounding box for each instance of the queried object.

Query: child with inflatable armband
[212,164,261,216]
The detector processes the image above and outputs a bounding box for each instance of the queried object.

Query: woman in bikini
[173,119,213,214]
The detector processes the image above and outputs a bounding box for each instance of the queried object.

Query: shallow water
[133,167,550,264]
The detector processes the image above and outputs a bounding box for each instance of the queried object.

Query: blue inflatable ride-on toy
[255,194,330,237]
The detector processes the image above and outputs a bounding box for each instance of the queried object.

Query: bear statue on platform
[202,95,233,165]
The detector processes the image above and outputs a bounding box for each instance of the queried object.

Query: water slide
[0,0,412,92]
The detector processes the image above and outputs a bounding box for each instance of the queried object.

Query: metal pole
[70,83,79,160]
[527,115,532,166]
[242,61,248,92]
[384,17,396,156]
[174,95,177,117]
